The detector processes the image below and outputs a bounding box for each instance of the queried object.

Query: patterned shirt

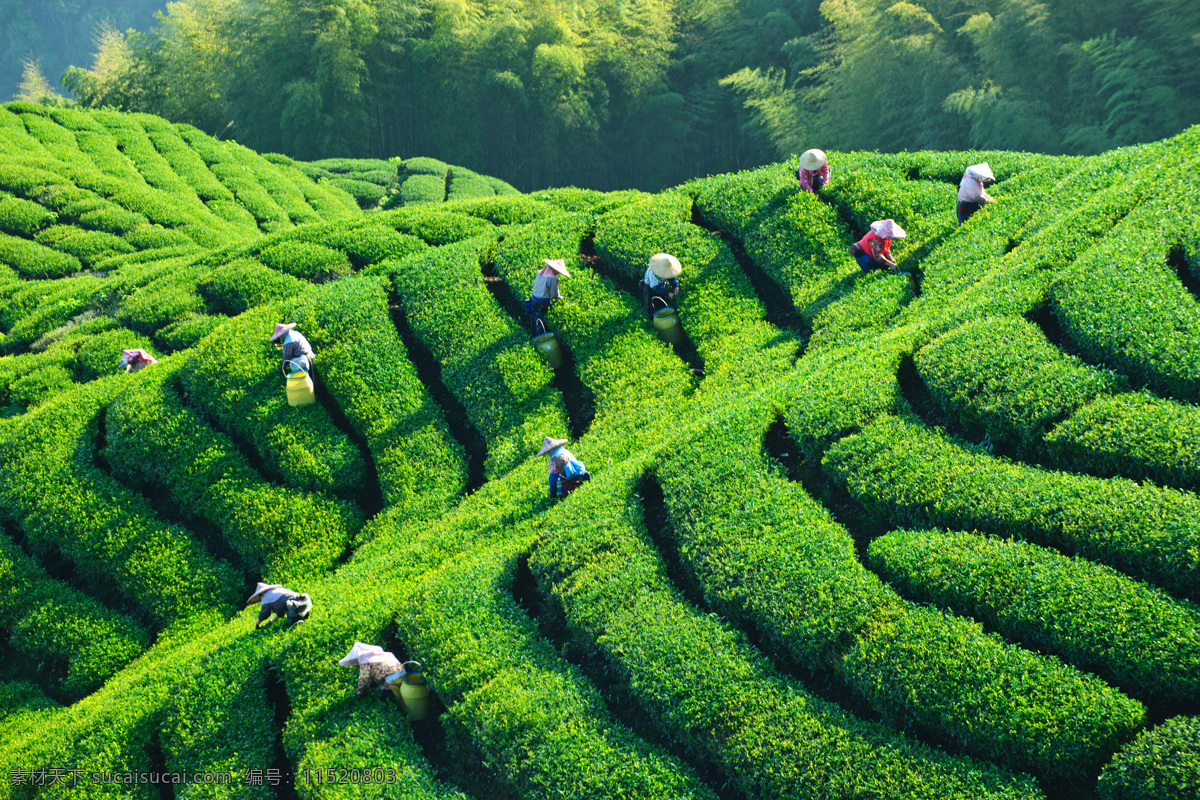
[281,330,313,363]
[643,268,679,291]
[356,660,402,695]
[797,163,830,193]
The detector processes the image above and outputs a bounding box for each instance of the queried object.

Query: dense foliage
[1,105,1199,800]
[43,0,1200,191]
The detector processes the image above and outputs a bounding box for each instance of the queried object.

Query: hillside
[1,105,1199,800]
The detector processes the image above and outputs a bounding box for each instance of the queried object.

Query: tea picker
[526,259,569,336]
[797,149,829,194]
[340,642,404,698]
[539,436,591,498]
[957,162,995,224]
[269,322,316,406]
[117,348,158,373]
[850,219,910,278]
[527,259,569,368]
[641,253,682,315]
[247,582,312,629]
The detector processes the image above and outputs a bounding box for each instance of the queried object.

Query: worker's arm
[869,239,898,268]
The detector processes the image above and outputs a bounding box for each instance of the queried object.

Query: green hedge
[180,304,369,500]
[387,236,568,479]
[1098,716,1200,800]
[1045,392,1200,490]
[198,259,306,316]
[663,423,1143,780]
[489,213,696,447]
[105,359,363,582]
[0,197,55,237]
[329,177,386,208]
[593,191,795,380]
[701,166,857,320]
[161,636,275,800]
[311,223,428,270]
[445,168,496,201]
[0,533,150,701]
[913,315,1119,453]
[380,206,493,245]
[256,240,351,281]
[141,117,234,202]
[824,416,1200,599]
[530,187,646,213]
[529,467,1044,800]
[292,277,467,515]
[34,225,134,268]
[0,378,242,626]
[844,604,1143,779]
[0,231,82,278]
[396,536,717,799]
[400,174,447,205]
[871,529,1200,702]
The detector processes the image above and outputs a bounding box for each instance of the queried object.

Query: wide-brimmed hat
[268,322,296,343]
[117,348,158,368]
[799,149,827,171]
[338,642,399,667]
[648,253,682,279]
[966,162,994,182]
[869,219,907,240]
[543,259,571,278]
[537,436,568,456]
[247,582,284,604]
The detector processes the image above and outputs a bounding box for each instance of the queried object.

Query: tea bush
[1045,392,1200,490]
[871,529,1200,701]
[1097,715,1200,800]
[914,316,1120,453]
[4,105,1200,799]
[181,305,369,499]
[0,378,241,625]
[0,534,150,701]
[387,236,568,479]
[825,416,1200,598]
[105,360,363,582]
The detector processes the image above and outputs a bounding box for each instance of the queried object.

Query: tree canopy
[41,0,1200,190]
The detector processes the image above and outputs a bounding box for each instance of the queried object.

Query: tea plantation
[0,103,1198,800]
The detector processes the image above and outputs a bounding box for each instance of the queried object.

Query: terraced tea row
[2,106,1199,800]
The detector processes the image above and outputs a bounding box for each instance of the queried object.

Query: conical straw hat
[543,259,571,278]
[799,149,827,171]
[648,253,682,279]
[538,436,568,456]
[269,322,296,342]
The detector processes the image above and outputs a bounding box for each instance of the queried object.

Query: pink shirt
[798,163,830,193]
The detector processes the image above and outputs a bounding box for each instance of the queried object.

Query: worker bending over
[340,642,405,698]
[247,582,312,629]
[642,253,682,314]
[270,323,314,376]
[527,259,570,335]
[957,163,995,223]
[539,436,591,498]
[851,219,909,277]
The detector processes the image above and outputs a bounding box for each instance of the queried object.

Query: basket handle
[534,318,548,336]
[651,296,669,311]
[400,660,421,673]
[283,358,308,376]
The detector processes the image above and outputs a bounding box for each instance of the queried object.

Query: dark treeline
[46,0,1200,191]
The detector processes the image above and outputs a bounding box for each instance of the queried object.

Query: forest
[13,0,1200,191]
